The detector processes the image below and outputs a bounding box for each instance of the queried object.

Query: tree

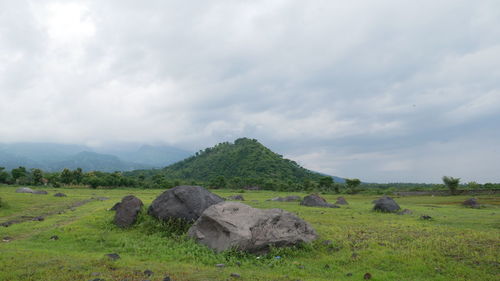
[319,176,333,187]
[45,173,60,187]
[209,175,226,189]
[0,167,9,183]
[11,166,27,183]
[31,168,44,185]
[345,178,361,194]
[442,176,460,195]
[73,168,83,184]
[319,176,335,192]
[467,181,480,190]
[60,168,73,184]
[332,182,340,193]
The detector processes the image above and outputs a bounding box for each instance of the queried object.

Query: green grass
[0,186,499,281]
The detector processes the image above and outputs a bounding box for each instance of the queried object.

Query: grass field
[0,185,499,281]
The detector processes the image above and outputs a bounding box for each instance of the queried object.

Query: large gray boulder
[114,195,143,228]
[462,198,480,209]
[16,187,34,193]
[300,194,338,208]
[188,202,317,253]
[148,186,224,222]
[373,196,400,212]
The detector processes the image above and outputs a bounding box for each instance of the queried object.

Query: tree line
[1,166,498,193]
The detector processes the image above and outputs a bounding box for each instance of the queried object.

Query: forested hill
[159,138,324,184]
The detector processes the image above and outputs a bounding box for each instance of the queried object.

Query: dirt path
[0,198,96,227]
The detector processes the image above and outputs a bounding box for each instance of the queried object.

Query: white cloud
[0,0,499,182]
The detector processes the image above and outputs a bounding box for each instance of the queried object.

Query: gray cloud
[1,0,499,183]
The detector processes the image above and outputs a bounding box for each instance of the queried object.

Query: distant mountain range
[0,140,345,183]
[0,142,191,172]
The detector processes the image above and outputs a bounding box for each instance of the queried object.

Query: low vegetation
[1,185,498,281]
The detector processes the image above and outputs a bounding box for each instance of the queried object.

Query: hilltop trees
[11,166,27,184]
[0,167,9,183]
[442,176,460,195]
[31,168,44,185]
[209,175,227,189]
[146,138,324,190]
[345,178,361,193]
[319,176,338,193]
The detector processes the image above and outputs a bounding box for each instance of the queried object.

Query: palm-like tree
[442,176,460,195]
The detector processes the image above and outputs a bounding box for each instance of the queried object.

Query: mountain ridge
[0,142,191,172]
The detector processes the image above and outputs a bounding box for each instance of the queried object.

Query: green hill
[156,138,324,188]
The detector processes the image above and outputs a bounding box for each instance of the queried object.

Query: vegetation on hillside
[150,138,325,190]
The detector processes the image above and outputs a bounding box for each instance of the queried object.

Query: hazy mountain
[101,144,191,167]
[49,151,151,172]
[0,150,42,170]
[0,143,87,167]
[0,142,191,172]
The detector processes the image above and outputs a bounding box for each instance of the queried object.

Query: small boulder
[114,195,143,228]
[373,196,400,213]
[300,194,338,208]
[54,193,67,197]
[16,187,34,193]
[462,198,480,209]
[105,253,120,260]
[32,216,44,221]
[50,235,59,240]
[148,186,224,222]
[228,195,245,201]
[397,209,412,215]
[32,190,48,195]
[420,215,432,220]
[335,197,348,205]
[188,202,317,253]
[268,196,302,202]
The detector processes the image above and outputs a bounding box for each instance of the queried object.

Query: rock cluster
[187,202,317,253]
[109,185,318,253]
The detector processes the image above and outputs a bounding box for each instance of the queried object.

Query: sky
[1,0,499,183]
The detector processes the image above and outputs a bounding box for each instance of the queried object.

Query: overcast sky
[1,0,499,183]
